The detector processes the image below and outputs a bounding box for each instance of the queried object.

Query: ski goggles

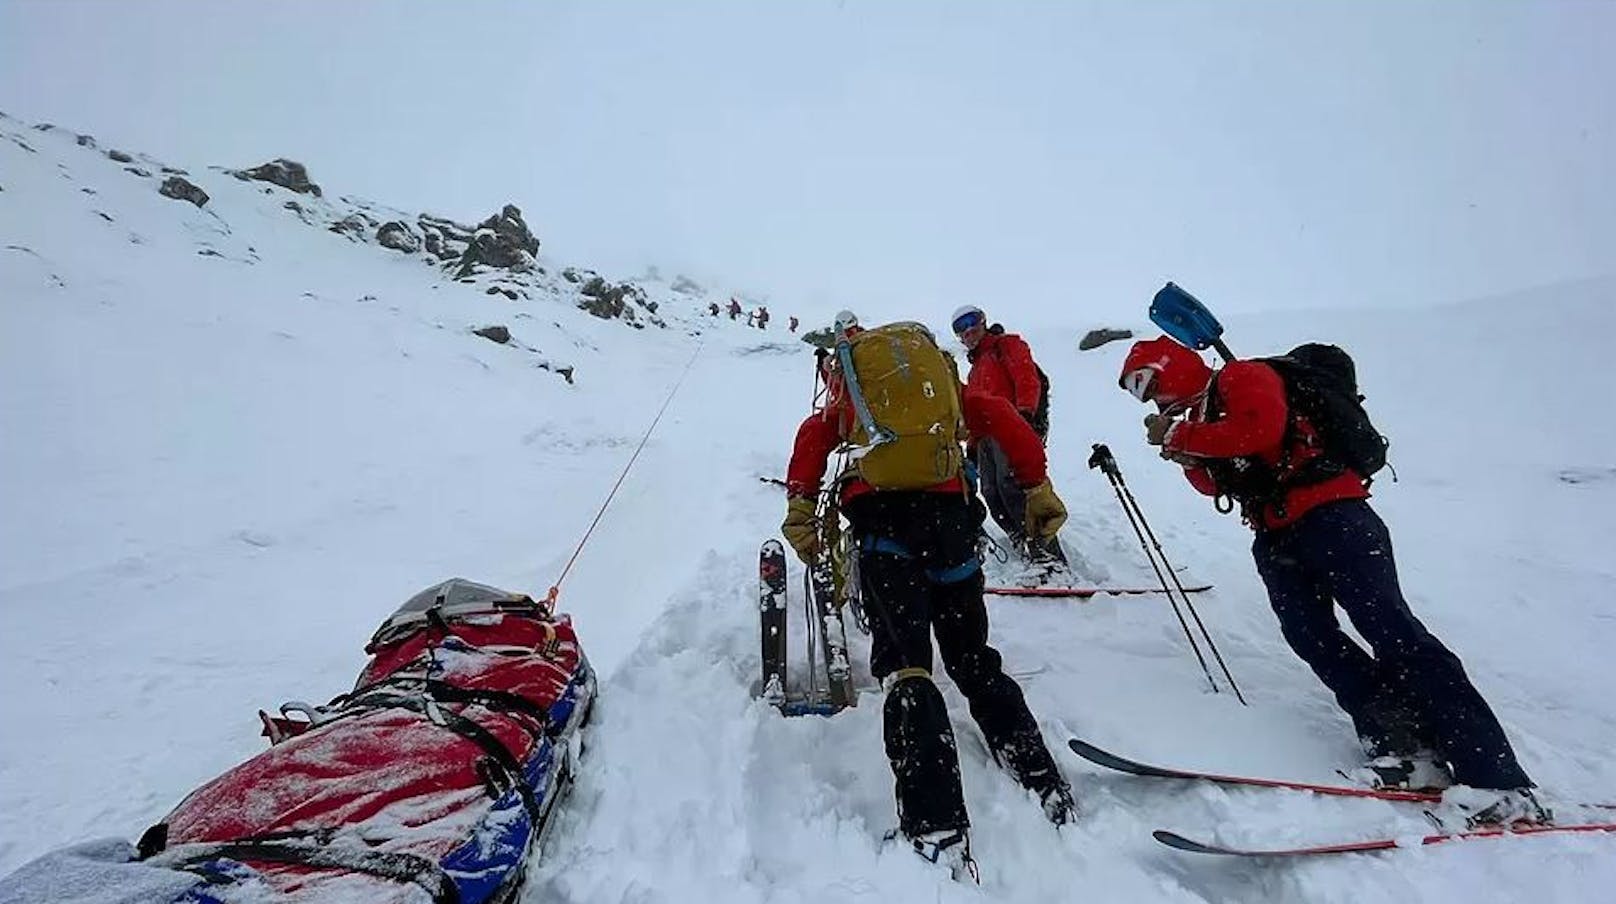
[951,310,986,334]
[1121,367,1157,402]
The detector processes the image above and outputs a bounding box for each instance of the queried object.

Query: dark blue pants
[1252,500,1531,789]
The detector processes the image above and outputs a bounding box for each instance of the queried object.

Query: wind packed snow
[3,118,1615,903]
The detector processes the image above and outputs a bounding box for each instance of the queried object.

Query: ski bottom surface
[986,584,1213,599]
[1153,823,1616,858]
[758,540,788,706]
[1067,737,1441,803]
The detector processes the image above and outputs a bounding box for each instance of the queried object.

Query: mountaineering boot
[1442,786,1554,828]
[990,731,1076,825]
[1037,781,1078,827]
[907,827,978,883]
[1028,533,1069,567]
[1348,753,1455,792]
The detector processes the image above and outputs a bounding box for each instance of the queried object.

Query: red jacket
[786,388,1047,502]
[1164,360,1368,531]
[966,327,1043,416]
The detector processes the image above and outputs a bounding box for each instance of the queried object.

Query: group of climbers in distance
[708,297,797,332]
[773,299,1548,879]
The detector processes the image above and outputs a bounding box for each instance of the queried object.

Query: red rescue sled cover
[134,578,597,903]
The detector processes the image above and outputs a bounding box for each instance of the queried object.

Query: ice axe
[1150,282,1235,363]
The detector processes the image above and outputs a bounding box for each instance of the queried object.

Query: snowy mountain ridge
[0,110,723,365]
[3,109,1616,904]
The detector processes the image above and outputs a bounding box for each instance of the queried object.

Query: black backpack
[1263,343,1388,482]
[1203,343,1388,513]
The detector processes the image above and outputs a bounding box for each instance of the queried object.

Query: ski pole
[1091,444,1248,705]
[1088,444,1219,695]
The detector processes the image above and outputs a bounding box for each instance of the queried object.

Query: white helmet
[950,304,986,334]
[833,309,859,332]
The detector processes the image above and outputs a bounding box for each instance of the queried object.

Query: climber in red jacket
[951,305,1063,567]
[782,327,1075,872]
[1118,335,1540,823]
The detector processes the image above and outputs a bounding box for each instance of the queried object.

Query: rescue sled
[0,579,596,903]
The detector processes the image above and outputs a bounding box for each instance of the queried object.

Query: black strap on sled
[149,837,462,904]
[333,677,556,736]
[338,685,549,827]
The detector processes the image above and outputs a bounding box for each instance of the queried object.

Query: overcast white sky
[3,0,1611,324]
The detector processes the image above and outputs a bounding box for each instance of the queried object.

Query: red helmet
[1119,336,1212,406]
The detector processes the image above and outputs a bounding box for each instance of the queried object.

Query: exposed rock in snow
[233,158,322,196]
[157,176,209,208]
[376,220,420,254]
[418,213,472,262]
[473,324,512,344]
[453,204,540,276]
[328,213,370,241]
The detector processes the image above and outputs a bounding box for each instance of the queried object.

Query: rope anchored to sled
[545,340,704,607]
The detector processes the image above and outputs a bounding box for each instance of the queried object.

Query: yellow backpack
[834,322,966,490]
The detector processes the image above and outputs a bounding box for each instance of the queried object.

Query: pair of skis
[759,539,854,716]
[1067,738,1616,857]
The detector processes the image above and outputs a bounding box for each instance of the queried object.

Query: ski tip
[1065,736,1128,769]
[1152,830,1224,854]
[1065,737,1133,769]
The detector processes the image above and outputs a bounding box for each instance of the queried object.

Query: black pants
[845,492,1062,835]
[1252,500,1531,789]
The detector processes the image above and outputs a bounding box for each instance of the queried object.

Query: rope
[545,341,703,606]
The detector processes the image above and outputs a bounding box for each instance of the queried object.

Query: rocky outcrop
[418,214,473,262]
[578,276,657,326]
[22,115,679,335]
[376,221,421,254]
[158,176,209,208]
[328,213,370,241]
[234,159,322,197]
[453,205,539,277]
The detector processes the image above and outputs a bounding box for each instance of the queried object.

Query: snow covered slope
[3,116,1614,902]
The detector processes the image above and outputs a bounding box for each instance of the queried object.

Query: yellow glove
[781,496,821,564]
[1023,480,1068,540]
